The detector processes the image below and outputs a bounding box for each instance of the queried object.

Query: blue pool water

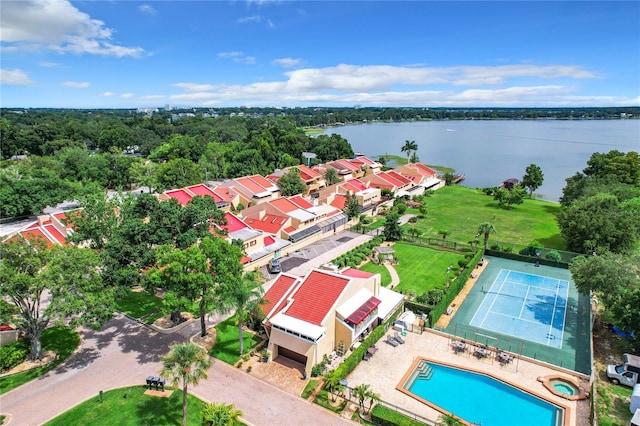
[408,362,562,426]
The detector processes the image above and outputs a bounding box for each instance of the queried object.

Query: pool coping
[537,374,588,401]
[396,356,571,426]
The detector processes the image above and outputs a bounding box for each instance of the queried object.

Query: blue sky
[1,1,639,108]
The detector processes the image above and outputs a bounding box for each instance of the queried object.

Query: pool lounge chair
[394,331,405,344]
[386,335,399,347]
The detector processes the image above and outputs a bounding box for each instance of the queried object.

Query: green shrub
[519,241,542,256]
[545,250,562,262]
[457,259,467,268]
[371,404,428,426]
[301,379,319,399]
[501,245,513,253]
[0,340,30,372]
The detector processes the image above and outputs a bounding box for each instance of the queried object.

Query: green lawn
[45,385,208,426]
[0,326,80,395]
[359,262,392,286]
[209,317,262,365]
[407,185,565,250]
[115,290,164,323]
[392,242,465,296]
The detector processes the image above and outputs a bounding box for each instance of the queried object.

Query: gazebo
[373,246,396,263]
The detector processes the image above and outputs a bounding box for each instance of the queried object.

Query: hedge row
[429,249,483,325]
[333,236,385,268]
[370,405,428,426]
[484,249,572,269]
[332,304,404,382]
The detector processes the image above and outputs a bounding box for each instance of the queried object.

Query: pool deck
[346,329,589,425]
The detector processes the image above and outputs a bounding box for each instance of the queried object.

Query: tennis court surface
[470,269,569,348]
[443,256,592,375]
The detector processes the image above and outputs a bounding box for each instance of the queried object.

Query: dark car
[268,259,281,274]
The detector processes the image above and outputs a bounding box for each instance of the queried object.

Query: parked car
[607,353,640,387]
[268,259,281,274]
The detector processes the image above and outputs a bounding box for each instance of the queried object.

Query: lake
[323,120,640,201]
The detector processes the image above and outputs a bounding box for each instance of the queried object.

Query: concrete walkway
[0,315,352,426]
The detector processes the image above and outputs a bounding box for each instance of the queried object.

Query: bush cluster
[430,249,483,323]
[333,236,384,268]
[0,340,29,372]
[371,405,427,426]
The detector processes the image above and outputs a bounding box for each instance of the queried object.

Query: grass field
[405,185,566,250]
[0,326,80,395]
[209,317,262,365]
[44,385,209,426]
[115,291,164,323]
[391,243,465,295]
[359,262,392,286]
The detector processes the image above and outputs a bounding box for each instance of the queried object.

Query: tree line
[0,111,354,218]
[559,150,640,348]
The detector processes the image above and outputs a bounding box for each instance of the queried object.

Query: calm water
[324,120,640,201]
[409,362,562,426]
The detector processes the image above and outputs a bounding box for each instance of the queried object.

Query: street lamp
[474,233,480,251]
[446,265,453,290]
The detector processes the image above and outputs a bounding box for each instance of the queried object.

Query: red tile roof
[186,184,224,202]
[212,186,236,203]
[264,235,276,246]
[165,189,193,206]
[330,194,347,209]
[413,163,438,176]
[387,170,411,186]
[244,214,288,234]
[296,164,321,180]
[270,198,298,213]
[235,176,267,194]
[346,179,368,191]
[378,171,405,187]
[250,174,277,189]
[345,296,381,325]
[285,270,350,325]
[340,268,375,279]
[289,195,313,209]
[221,212,248,233]
[263,275,299,318]
[19,228,55,248]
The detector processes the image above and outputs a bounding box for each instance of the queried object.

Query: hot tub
[538,375,588,401]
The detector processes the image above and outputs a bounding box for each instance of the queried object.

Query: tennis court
[469,269,569,348]
[443,256,592,374]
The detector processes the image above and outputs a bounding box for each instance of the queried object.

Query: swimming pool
[402,360,564,426]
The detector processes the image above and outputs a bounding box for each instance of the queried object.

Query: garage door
[277,346,307,365]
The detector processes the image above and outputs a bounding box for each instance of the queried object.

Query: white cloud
[218,51,256,64]
[138,5,157,16]
[272,57,303,68]
[120,93,135,98]
[140,95,165,99]
[38,61,62,68]
[62,81,90,88]
[238,15,262,24]
[99,91,116,97]
[0,0,144,57]
[168,62,614,107]
[0,68,32,85]
[172,82,217,92]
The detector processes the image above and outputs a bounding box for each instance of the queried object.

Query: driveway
[0,314,352,426]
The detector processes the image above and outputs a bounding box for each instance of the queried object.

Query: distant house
[261,267,404,376]
[500,178,520,190]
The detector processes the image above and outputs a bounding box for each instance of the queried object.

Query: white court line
[518,285,532,319]
[472,269,510,328]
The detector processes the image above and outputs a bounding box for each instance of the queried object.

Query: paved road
[0,315,352,426]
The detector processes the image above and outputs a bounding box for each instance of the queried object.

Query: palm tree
[202,402,243,426]
[436,413,465,426]
[324,370,341,402]
[366,391,381,415]
[400,140,418,163]
[161,343,212,426]
[477,222,497,252]
[438,230,450,243]
[229,271,265,355]
[353,383,371,415]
